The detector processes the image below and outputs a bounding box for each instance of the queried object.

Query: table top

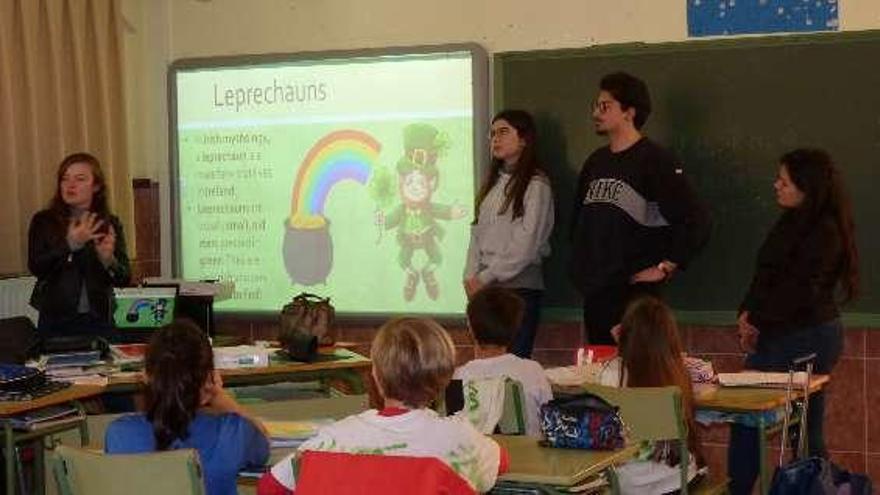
[492,435,638,487]
[107,347,371,388]
[552,373,830,414]
[694,375,829,413]
[0,385,104,416]
[0,348,370,414]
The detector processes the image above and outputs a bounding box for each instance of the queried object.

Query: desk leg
[5,421,15,495]
[605,465,621,494]
[758,417,768,495]
[74,401,89,446]
[34,438,45,495]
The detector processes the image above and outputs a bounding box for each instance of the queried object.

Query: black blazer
[27,209,131,324]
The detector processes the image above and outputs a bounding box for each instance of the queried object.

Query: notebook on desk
[717,372,809,387]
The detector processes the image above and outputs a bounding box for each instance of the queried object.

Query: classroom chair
[444,378,527,435]
[497,379,526,435]
[51,445,206,495]
[579,383,728,495]
[295,450,476,495]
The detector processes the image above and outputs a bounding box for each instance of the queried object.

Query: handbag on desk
[539,392,626,450]
[279,293,335,346]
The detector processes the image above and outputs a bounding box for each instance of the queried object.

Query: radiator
[0,276,38,323]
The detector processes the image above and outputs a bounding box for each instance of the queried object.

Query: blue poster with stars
[688,0,839,37]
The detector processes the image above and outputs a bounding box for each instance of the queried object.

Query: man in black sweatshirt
[571,72,711,344]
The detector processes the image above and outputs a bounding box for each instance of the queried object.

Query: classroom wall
[118,0,880,275]
[114,0,880,482]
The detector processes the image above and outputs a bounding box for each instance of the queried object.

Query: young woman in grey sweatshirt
[464,110,555,358]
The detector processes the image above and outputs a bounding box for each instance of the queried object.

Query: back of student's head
[618,296,701,458]
[371,317,455,408]
[617,296,686,388]
[599,72,652,130]
[145,319,214,450]
[466,287,524,348]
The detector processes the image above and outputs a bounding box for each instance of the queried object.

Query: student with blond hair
[258,317,508,495]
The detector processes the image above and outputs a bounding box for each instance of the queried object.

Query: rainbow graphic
[288,130,382,229]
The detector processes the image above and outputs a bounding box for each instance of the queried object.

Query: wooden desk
[106,348,372,394]
[237,395,371,493]
[0,385,104,495]
[493,435,638,489]
[694,375,829,412]
[0,385,104,417]
[694,375,829,495]
[550,375,830,495]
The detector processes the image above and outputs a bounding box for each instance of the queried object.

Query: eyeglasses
[592,99,616,114]
[489,127,512,140]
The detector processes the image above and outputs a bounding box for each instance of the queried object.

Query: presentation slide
[171,49,482,316]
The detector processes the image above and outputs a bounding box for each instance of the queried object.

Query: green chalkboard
[495,31,880,324]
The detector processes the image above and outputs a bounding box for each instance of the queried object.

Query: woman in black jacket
[728,148,859,495]
[28,152,130,338]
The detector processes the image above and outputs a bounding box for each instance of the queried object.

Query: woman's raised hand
[66,212,104,250]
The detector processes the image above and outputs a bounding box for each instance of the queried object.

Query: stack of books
[0,364,71,402]
[263,419,333,448]
[110,343,147,370]
[9,403,84,431]
[40,351,112,386]
[717,371,809,388]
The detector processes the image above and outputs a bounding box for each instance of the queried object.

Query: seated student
[453,286,553,437]
[603,296,704,495]
[105,320,269,495]
[258,317,508,495]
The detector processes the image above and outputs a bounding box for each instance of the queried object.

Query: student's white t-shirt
[453,353,554,437]
[268,408,501,493]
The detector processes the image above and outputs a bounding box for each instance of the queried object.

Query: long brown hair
[47,152,111,234]
[475,110,544,221]
[781,148,859,303]
[618,296,700,460]
[145,320,214,450]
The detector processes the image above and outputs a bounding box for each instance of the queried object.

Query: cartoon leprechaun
[374,123,466,301]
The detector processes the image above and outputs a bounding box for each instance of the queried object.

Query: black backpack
[0,316,39,364]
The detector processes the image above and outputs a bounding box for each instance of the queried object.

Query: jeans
[727,319,843,495]
[508,289,543,358]
[582,282,663,345]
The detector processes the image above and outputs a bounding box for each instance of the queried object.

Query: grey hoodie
[464,172,554,289]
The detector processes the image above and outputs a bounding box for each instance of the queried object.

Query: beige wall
[122,0,880,178]
[118,0,880,272]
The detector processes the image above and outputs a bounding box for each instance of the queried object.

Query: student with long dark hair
[601,296,703,494]
[464,110,554,358]
[28,152,130,337]
[729,148,859,495]
[105,321,269,495]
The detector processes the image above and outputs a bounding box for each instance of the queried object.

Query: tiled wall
[686,325,880,486]
[130,179,161,282]
[133,180,878,487]
[214,318,878,485]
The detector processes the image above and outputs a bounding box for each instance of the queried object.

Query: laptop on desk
[111,287,177,343]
